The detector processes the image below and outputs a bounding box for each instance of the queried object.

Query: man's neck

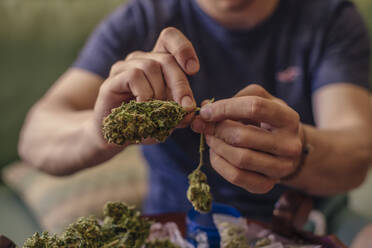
[196,0,280,30]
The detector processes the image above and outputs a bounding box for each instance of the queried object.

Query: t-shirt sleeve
[72,1,144,78]
[312,3,371,92]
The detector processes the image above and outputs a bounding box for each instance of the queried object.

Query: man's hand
[92,27,199,148]
[192,85,303,194]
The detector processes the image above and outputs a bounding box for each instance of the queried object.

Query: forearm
[18,102,123,175]
[284,124,372,195]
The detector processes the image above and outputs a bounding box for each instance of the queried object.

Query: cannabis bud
[254,237,271,247]
[22,202,152,248]
[102,100,187,145]
[23,232,63,248]
[186,134,213,213]
[219,222,249,248]
[62,216,103,247]
[187,170,212,213]
[102,202,151,248]
[145,240,181,248]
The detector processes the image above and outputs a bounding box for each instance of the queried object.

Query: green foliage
[102,100,187,145]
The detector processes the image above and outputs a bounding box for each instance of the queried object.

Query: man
[18,0,372,246]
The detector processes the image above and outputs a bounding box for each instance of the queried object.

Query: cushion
[2,146,147,233]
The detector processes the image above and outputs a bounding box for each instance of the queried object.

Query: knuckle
[293,140,303,156]
[160,27,179,39]
[174,41,193,57]
[236,152,248,168]
[286,139,302,157]
[249,84,266,95]
[210,150,219,164]
[278,139,302,157]
[255,181,275,194]
[160,54,175,66]
[278,160,295,178]
[249,97,264,117]
[221,101,228,118]
[109,61,124,76]
[229,170,243,185]
[141,59,159,73]
[128,68,143,80]
[227,128,244,146]
[125,50,142,61]
[269,141,281,154]
[172,80,190,97]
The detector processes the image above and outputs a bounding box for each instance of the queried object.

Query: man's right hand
[92,27,200,148]
[18,27,200,175]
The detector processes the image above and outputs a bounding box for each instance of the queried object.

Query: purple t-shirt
[74,0,370,221]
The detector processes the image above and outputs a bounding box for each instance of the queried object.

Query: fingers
[105,69,154,102]
[234,84,287,106]
[234,84,273,99]
[110,59,165,100]
[191,99,214,133]
[200,96,300,132]
[207,135,295,179]
[191,115,206,133]
[108,27,199,110]
[209,120,302,157]
[209,150,276,194]
[154,27,200,75]
[124,51,196,111]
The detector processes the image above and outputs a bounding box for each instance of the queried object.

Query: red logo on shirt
[276,66,300,83]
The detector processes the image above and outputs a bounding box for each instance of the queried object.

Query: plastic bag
[213,214,321,248]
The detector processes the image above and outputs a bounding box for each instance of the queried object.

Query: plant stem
[197,133,204,171]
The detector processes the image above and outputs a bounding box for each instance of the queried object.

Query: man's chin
[217,0,256,12]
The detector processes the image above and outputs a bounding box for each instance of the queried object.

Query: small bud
[187,170,212,213]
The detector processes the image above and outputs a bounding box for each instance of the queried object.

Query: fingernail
[181,95,194,109]
[186,59,198,73]
[200,105,212,120]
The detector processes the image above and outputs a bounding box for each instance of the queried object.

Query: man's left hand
[191,84,303,193]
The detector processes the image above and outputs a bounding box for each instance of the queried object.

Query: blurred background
[0,0,371,246]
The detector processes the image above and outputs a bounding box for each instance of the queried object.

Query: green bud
[23,232,63,248]
[102,202,152,248]
[23,202,152,248]
[186,131,213,214]
[61,216,103,247]
[102,100,187,145]
[219,222,249,248]
[254,237,271,247]
[187,170,212,213]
